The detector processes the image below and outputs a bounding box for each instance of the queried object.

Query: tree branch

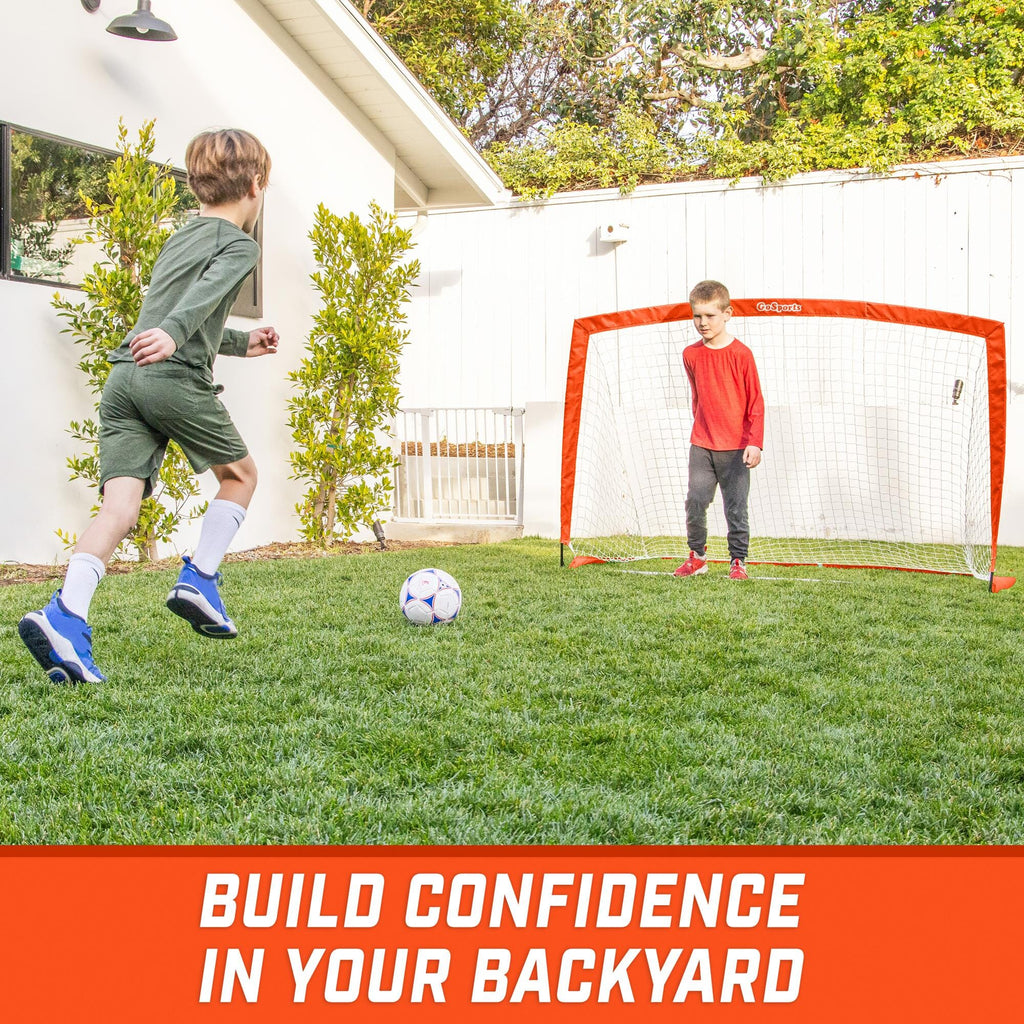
[667,44,770,72]
[644,89,708,108]
[585,40,641,63]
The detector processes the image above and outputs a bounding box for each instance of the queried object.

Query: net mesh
[565,308,996,578]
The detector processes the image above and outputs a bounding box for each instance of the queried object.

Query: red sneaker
[673,551,708,577]
[728,558,749,580]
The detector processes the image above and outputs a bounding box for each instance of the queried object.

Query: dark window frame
[0,121,263,317]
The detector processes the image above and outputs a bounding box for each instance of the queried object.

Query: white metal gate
[393,407,525,523]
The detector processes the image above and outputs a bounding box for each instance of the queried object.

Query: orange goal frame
[560,299,1014,591]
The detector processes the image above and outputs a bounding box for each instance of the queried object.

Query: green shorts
[99,361,248,498]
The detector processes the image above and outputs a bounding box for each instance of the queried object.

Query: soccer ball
[400,568,462,625]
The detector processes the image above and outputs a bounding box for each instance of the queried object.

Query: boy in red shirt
[674,280,764,580]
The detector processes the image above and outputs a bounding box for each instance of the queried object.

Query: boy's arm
[683,349,699,416]
[743,349,766,453]
[219,328,251,357]
[219,326,280,358]
[130,327,177,366]
[131,322,270,366]
[244,327,279,358]
[157,238,259,349]
[218,329,278,362]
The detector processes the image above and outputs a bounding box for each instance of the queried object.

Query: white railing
[393,408,525,523]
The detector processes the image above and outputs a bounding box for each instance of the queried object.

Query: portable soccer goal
[560,299,1014,590]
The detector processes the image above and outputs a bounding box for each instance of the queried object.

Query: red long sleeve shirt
[682,338,765,450]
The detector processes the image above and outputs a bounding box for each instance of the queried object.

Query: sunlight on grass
[1,539,1022,844]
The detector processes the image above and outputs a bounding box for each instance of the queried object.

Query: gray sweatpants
[685,445,750,561]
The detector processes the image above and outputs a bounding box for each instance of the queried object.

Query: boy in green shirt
[19,129,278,683]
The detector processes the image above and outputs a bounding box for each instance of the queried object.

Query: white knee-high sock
[61,552,106,620]
[193,499,247,576]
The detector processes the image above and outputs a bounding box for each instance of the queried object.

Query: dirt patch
[0,538,465,588]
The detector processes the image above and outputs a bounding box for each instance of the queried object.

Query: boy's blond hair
[689,280,731,310]
[185,129,271,206]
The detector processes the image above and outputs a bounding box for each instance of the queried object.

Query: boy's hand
[130,328,177,366]
[247,327,279,358]
[743,445,762,468]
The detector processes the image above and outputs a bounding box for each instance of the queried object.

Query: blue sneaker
[166,556,237,638]
[18,591,107,684]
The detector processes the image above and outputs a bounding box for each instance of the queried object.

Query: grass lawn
[1,538,1022,844]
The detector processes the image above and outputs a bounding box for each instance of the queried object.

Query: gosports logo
[756,301,803,313]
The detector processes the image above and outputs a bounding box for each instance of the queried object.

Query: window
[1,123,263,316]
[1,125,114,287]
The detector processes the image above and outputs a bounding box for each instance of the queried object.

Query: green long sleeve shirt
[110,216,260,371]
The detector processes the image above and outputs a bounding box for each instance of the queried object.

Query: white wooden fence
[399,156,1024,544]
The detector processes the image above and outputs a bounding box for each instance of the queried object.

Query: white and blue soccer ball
[400,568,462,625]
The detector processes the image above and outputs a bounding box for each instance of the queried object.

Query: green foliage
[363,0,530,135]
[10,130,111,224]
[366,0,584,147]
[10,220,74,278]
[52,120,206,562]
[486,105,694,198]
[786,0,1024,166]
[365,0,1024,193]
[288,202,420,545]
[689,0,1024,180]
[607,0,1024,182]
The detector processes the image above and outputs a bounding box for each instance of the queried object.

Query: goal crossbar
[560,299,1012,589]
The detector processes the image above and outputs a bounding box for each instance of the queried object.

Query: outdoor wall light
[105,1,178,41]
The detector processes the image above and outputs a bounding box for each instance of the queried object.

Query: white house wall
[400,161,1024,545]
[1,0,397,563]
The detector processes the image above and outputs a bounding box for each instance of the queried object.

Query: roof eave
[241,0,509,210]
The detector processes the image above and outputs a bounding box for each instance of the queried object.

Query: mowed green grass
[1,538,1022,845]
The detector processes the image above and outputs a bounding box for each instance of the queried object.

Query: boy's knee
[237,459,258,491]
[217,457,257,484]
[212,458,258,505]
[98,488,143,536]
[101,505,140,541]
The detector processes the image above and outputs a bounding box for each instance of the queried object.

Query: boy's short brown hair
[689,280,731,310]
[185,129,271,206]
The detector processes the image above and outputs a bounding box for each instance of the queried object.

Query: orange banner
[1,846,1021,1021]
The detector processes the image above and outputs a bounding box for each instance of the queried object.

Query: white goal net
[561,300,1009,583]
